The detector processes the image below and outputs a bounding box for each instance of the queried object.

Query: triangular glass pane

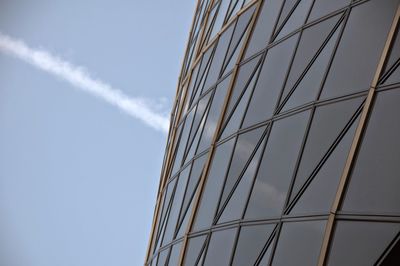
[171,109,195,176]
[203,24,236,91]
[197,76,231,152]
[320,0,398,99]
[232,224,275,266]
[245,110,310,220]
[327,221,400,266]
[275,0,313,40]
[219,69,260,139]
[203,228,238,265]
[289,97,363,203]
[279,14,342,106]
[168,242,182,266]
[184,235,208,266]
[379,235,400,265]
[275,0,299,32]
[156,178,177,246]
[242,33,299,128]
[210,0,231,39]
[218,126,266,215]
[161,167,190,245]
[185,92,213,158]
[156,248,169,266]
[176,195,195,239]
[179,153,208,224]
[281,23,342,111]
[290,117,358,215]
[272,220,326,266]
[383,63,400,85]
[307,0,350,22]
[244,0,283,59]
[224,54,262,123]
[221,5,256,75]
[193,138,236,231]
[383,22,400,75]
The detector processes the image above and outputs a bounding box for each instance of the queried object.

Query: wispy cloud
[0,32,170,133]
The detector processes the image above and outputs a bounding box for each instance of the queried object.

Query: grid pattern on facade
[146,0,400,265]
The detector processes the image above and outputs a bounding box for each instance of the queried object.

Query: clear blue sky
[0,1,195,265]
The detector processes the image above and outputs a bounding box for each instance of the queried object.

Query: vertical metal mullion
[176,2,263,264]
[317,5,400,266]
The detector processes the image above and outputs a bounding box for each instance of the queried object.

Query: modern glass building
[146,0,400,265]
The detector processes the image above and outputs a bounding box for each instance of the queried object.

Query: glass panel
[281,24,342,111]
[320,0,398,99]
[245,110,310,220]
[380,236,400,265]
[290,118,358,215]
[162,167,190,245]
[289,97,363,203]
[180,153,208,223]
[197,75,231,152]
[184,235,208,266]
[279,14,341,108]
[242,33,299,127]
[203,228,238,265]
[384,64,400,85]
[232,224,275,266]
[220,58,262,139]
[168,242,183,266]
[157,248,169,266]
[156,178,177,249]
[193,138,236,231]
[171,110,195,176]
[204,22,235,92]
[218,126,266,213]
[327,221,400,266]
[271,220,326,266]
[244,0,283,58]
[221,4,256,75]
[275,0,313,40]
[224,54,262,120]
[218,133,267,223]
[383,26,400,74]
[185,92,213,160]
[210,0,231,39]
[275,0,298,31]
[308,0,351,22]
[342,89,400,214]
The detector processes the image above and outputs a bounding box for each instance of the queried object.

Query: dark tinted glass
[320,0,398,99]
[244,0,282,58]
[218,133,266,223]
[218,126,266,213]
[290,119,358,214]
[380,236,400,266]
[308,0,350,22]
[327,221,400,266]
[203,228,237,265]
[271,220,326,266]
[242,34,299,127]
[193,138,236,231]
[275,0,313,40]
[198,75,230,152]
[232,224,274,266]
[245,111,310,219]
[289,97,362,203]
[279,14,341,110]
[342,89,400,214]
[184,235,208,266]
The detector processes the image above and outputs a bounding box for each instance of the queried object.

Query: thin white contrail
[0,32,170,133]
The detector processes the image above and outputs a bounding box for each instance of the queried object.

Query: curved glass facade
[146,0,400,265]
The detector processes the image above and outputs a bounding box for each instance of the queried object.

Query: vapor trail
[0,32,170,133]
